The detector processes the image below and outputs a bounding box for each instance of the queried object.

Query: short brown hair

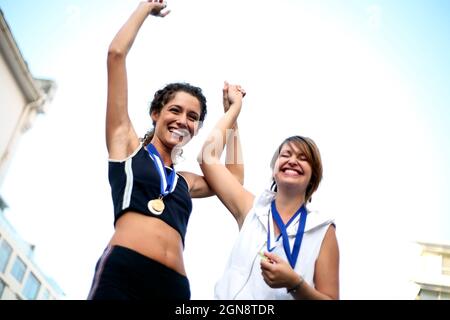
[270,136,323,203]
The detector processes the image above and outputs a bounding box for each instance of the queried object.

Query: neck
[150,137,173,166]
[274,189,306,222]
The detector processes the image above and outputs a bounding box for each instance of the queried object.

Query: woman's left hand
[260,252,301,289]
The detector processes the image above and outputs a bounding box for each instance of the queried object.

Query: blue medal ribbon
[146,144,178,197]
[267,200,307,269]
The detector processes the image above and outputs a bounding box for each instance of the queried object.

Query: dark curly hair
[141,82,207,146]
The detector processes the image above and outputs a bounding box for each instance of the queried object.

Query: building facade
[414,241,450,300]
[0,9,64,299]
[0,9,56,188]
[0,211,64,299]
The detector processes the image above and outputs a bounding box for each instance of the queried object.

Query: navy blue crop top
[108,144,192,244]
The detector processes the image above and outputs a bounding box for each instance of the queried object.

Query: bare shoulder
[318,224,339,262]
[321,224,338,249]
[324,224,337,242]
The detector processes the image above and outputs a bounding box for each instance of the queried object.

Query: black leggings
[87,245,190,300]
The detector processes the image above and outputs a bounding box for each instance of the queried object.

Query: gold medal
[148,198,165,215]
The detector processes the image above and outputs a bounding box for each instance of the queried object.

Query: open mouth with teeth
[169,127,190,139]
[280,167,304,176]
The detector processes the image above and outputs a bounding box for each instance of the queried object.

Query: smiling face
[270,136,323,202]
[151,91,202,149]
[273,142,312,193]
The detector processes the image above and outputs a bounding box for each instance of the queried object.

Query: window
[10,256,27,283]
[22,272,41,300]
[0,278,5,298]
[0,239,13,273]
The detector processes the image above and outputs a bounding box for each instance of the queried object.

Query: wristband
[287,277,304,294]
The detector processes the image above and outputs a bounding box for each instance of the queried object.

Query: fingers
[159,10,171,17]
[222,81,230,111]
[261,268,276,287]
[228,84,246,98]
[223,82,245,110]
[236,86,246,98]
[264,251,281,263]
[236,85,246,97]
[223,81,229,100]
[261,272,272,286]
[147,0,166,6]
[260,259,272,271]
[260,255,276,271]
[260,256,282,288]
[148,0,170,17]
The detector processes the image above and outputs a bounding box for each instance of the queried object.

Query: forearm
[288,276,336,300]
[199,102,242,165]
[225,122,244,185]
[108,3,153,56]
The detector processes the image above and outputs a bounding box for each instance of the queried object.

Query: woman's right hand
[143,0,170,17]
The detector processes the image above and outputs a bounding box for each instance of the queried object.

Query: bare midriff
[109,211,186,276]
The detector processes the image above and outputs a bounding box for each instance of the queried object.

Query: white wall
[0,55,27,186]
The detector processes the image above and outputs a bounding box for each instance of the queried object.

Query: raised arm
[198,84,254,228]
[106,1,169,159]
[223,82,244,185]
[180,83,244,199]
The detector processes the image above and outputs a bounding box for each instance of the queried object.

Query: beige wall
[415,242,450,300]
[0,54,26,159]
[0,56,31,187]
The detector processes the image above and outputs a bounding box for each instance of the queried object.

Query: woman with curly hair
[88,0,243,300]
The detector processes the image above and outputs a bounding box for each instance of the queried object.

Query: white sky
[1,0,449,299]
